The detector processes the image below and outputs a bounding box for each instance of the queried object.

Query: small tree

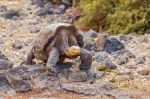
[75,0,150,34]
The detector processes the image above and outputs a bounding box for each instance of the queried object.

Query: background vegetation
[74,0,150,34]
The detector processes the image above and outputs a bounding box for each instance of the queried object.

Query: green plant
[75,0,150,34]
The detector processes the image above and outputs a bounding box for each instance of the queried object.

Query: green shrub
[75,0,150,34]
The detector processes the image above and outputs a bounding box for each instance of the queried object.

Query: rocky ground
[0,0,150,99]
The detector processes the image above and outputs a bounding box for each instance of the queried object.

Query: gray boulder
[94,52,117,69]
[104,37,125,53]
[36,3,68,16]
[0,59,13,70]
[136,56,146,65]
[68,71,88,82]
[0,6,27,20]
[82,30,98,51]
[10,79,32,92]
[0,73,15,95]
[112,50,135,65]
[0,51,8,60]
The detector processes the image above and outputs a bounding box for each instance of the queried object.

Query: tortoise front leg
[76,33,84,47]
[46,47,59,76]
[79,48,92,76]
[26,48,35,65]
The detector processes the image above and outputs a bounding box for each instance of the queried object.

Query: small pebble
[12,40,23,49]
[138,70,149,76]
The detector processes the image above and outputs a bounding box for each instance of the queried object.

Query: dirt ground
[0,0,150,99]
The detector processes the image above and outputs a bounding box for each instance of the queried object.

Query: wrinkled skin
[26,23,92,77]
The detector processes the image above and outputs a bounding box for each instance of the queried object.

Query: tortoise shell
[32,23,77,61]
